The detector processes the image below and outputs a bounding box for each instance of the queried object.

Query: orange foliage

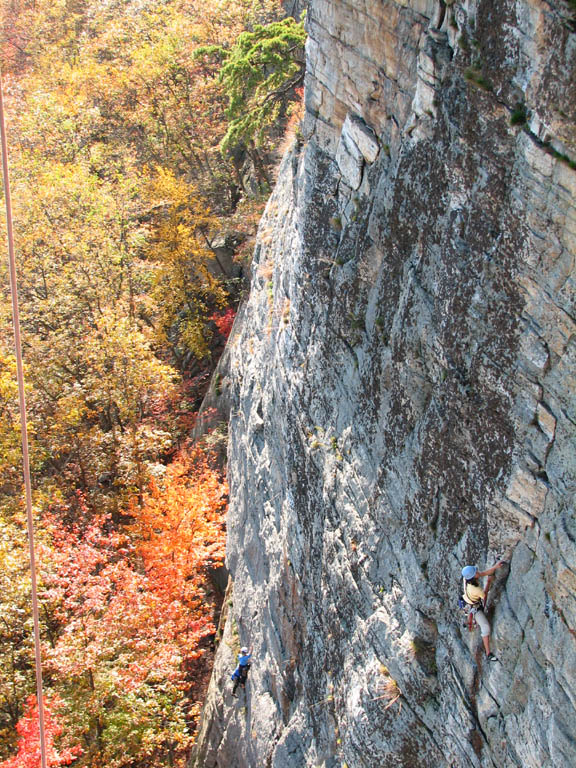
[133,447,227,597]
[34,452,227,766]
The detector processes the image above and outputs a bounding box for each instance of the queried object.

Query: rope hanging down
[0,71,48,768]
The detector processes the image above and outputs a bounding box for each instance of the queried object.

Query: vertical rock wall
[192,1,576,766]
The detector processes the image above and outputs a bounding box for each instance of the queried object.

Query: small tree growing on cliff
[196,15,307,152]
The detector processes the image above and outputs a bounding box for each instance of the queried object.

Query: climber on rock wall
[231,646,252,697]
[461,562,506,662]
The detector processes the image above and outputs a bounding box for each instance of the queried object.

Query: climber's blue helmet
[462,565,478,580]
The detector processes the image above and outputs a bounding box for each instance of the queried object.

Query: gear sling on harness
[461,579,484,632]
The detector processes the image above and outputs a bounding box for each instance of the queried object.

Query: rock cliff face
[191,1,576,766]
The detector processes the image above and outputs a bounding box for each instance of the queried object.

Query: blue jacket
[231,652,252,681]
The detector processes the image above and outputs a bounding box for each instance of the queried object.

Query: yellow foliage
[144,168,227,358]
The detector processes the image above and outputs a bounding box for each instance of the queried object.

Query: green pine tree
[197,15,307,151]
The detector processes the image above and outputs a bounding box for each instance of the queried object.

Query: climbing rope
[0,71,48,768]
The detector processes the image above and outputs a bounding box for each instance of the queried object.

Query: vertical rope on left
[0,70,48,768]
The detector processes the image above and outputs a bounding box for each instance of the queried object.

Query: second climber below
[231,646,252,697]
[461,561,506,662]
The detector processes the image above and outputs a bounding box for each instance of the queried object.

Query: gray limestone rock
[191,1,576,767]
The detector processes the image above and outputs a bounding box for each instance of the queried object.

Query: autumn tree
[0,695,82,768]
[0,153,184,519]
[0,348,27,492]
[211,307,236,340]
[34,449,226,768]
[131,445,227,608]
[3,0,288,208]
[144,168,228,363]
[39,511,191,767]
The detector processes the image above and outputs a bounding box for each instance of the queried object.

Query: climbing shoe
[487,653,499,662]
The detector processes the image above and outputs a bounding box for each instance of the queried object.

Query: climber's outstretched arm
[477,561,506,578]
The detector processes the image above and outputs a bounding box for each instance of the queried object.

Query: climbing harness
[0,71,48,768]
[231,663,250,684]
[461,579,484,633]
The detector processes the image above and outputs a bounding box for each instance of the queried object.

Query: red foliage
[0,696,82,768]
[210,308,236,340]
[39,448,227,698]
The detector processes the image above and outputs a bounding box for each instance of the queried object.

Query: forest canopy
[0,0,305,765]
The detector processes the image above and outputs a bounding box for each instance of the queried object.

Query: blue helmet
[462,565,477,580]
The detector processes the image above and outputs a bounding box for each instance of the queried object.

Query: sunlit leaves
[0,349,25,487]
[3,0,287,206]
[211,307,236,339]
[144,168,228,360]
[132,446,227,592]
[35,448,226,767]
[0,695,83,768]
